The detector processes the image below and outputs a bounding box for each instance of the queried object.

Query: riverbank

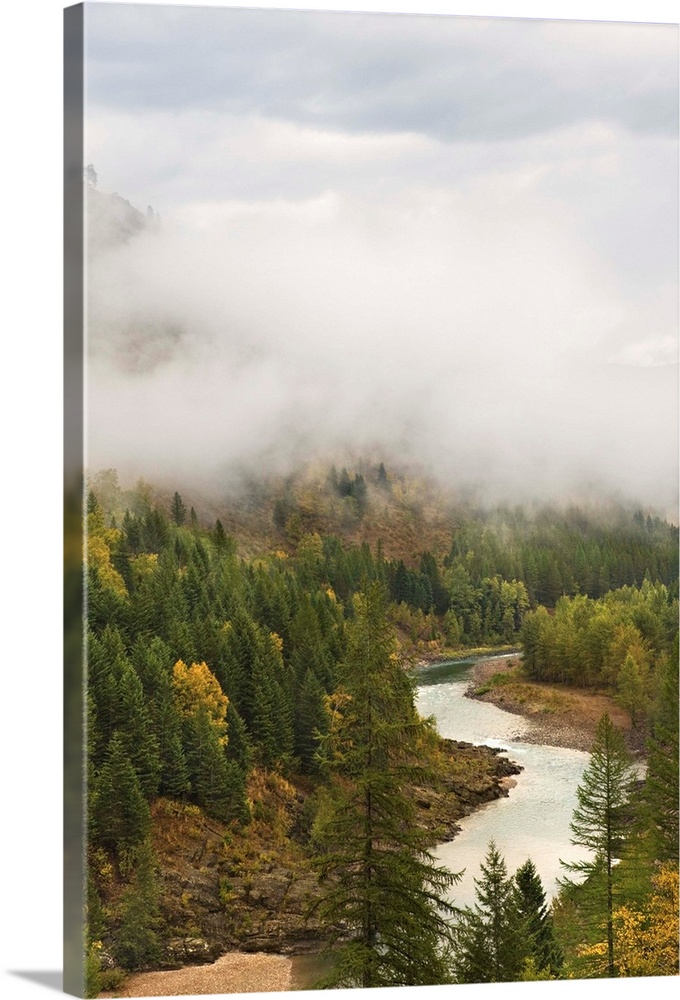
[466,656,642,755]
[413,645,521,668]
[97,732,520,998]
[99,951,293,996]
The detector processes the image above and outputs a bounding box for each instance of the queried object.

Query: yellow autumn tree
[613,864,679,977]
[578,863,679,978]
[86,510,128,598]
[172,660,228,745]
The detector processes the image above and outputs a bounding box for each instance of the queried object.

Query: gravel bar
[99,952,293,997]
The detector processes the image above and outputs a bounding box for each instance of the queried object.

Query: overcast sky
[83,2,679,510]
[1,7,678,1000]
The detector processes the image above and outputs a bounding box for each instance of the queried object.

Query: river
[289,655,595,988]
[414,655,592,909]
[109,655,597,996]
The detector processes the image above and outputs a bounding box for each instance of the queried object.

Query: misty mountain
[84,185,678,514]
[86,183,149,251]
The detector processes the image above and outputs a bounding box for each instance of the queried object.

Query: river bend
[415,657,592,909]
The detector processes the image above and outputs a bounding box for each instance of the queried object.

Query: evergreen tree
[272,499,288,532]
[514,858,563,975]
[185,707,249,823]
[295,668,329,773]
[92,733,151,852]
[452,840,528,983]
[86,489,101,518]
[214,518,227,550]
[170,491,187,526]
[156,697,190,800]
[116,660,162,798]
[352,473,368,514]
[559,712,637,977]
[616,653,646,728]
[225,700,252,774]
[142,507,169,551]
[643,636,679,862]
[112,838,161,970]
[337,467,352,497]
[312,582,460,988]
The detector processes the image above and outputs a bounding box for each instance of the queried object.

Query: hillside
[83,459,678,995]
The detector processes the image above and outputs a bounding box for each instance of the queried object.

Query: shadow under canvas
[9,971,64,993]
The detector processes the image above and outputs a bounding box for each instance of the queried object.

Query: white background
[1,2,677,999]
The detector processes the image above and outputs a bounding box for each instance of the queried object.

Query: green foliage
[311,582,460,988]
[522,581,677,714]
[444,506,677,607]
[92,733,151,852]
[186,707,249,823]
[112,839,161,970]
[642,635,679,863]
[84,943,103,999]
[616,653,647,727]
[559,713,637,977]
[225,700,252,774]
[515,858,563,975]
[84,466,678,983]
[214,518,228,550]
[294,669,329,773]
[170,491,187,526]
[452,840,528,983]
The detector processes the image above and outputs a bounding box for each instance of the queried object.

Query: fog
[84,6,678,514]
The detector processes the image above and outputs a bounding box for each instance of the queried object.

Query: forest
[82,461,679,994]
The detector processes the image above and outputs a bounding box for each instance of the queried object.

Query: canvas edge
[64,3,86,997]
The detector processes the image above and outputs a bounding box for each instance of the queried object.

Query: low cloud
[86,171,678,512]
[83,7,678,514]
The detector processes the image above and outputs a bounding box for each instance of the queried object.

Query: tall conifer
[559,712,636,977]
[452,840,528,983]
[92,734,151,852]
[312,582,460,988]
[515,858,563,975]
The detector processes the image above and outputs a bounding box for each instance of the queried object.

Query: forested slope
[83,461,678,993]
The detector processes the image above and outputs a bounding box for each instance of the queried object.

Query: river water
[414,656,592,909]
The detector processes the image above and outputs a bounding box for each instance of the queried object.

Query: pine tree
[643,636,679,862]
[86,489,101,518]
[559,712,637,977]
[116,660,162,798]
[616,652,646,728]
[272,499,288,532]
[337,467,352,497]
[452,840,529,983]
[295,668,329,773]
[170,491,187,526]
[214,518,227,550]
[156,697,190,800]
[311,582,460,988]
[185,707,248,823]
[514,858,563,976]
[225,700,252,774]
[142,507,170,551]
[92,733,151,852]
[112,838,161,970]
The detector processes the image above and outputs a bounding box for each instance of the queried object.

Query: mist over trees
[83,462,678,992]
[78,8,678,991]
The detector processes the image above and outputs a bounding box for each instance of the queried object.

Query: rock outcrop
[144,739,522,964]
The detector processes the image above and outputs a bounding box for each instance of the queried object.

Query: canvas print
[64,2,679,997]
